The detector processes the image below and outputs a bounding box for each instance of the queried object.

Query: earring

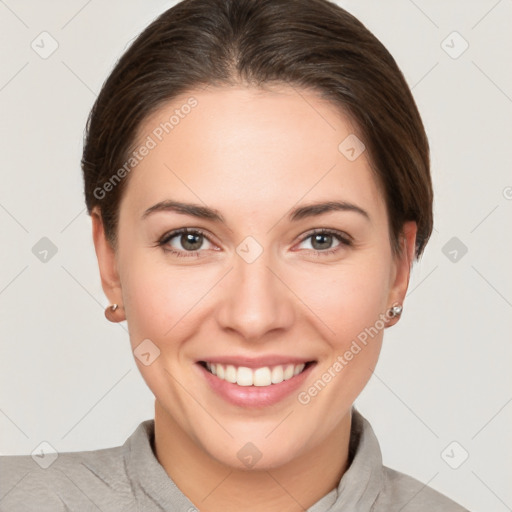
[388,304,403,318]
[105,303,123,322]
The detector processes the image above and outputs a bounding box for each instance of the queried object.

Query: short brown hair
[82,0,432,258]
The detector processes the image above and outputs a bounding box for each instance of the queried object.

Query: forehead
[122,85,385,221]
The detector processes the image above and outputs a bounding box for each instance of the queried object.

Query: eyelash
[157,227,353,258]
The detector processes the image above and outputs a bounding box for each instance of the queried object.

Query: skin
[92,85,416,512]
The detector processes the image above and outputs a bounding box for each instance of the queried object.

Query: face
[93,85,415,470]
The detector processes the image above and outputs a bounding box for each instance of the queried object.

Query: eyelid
[159,226,207,240]
[296,227,353,246]
[157,227,219,250]
[157,226,353,256]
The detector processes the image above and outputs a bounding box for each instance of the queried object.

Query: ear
[386,221,417,327]
[91,207,124,309]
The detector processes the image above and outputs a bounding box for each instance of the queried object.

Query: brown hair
[82,0,432,258]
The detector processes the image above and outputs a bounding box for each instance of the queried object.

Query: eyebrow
[141,200,225,222]
[141,199,370,223]
[289,201,370,222]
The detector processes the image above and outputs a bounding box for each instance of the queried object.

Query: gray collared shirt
[0,407,469,511]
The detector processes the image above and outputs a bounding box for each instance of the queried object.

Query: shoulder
[0,444,136,512]
[348,408,469,511]
[376,465,470,511]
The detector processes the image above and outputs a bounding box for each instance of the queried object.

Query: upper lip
[198,355,315,369]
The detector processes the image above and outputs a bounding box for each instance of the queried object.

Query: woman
[0,0,469,510]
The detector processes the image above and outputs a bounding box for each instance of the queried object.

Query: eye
[158,228,215,256]
[157,227,352,258]
[296,229,352,255]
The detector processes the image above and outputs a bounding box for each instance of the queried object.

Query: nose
[215,249,295,342]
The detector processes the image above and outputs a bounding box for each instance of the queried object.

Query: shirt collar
[319,405,384,511]
[124,405,383,511]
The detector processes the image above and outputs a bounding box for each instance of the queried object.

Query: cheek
[122,274,164,342]
[292,262,390,418]
[291,258,391,345]
[121,263,208,344]
[118,260,211,396]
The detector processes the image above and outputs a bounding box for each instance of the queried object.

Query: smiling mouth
[198,361,316,387]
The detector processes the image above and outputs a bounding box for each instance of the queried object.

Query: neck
[153,401,352,512]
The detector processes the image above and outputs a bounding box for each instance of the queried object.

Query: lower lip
[196,362,316,408]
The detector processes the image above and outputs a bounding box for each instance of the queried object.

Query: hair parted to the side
[82,0,433,258]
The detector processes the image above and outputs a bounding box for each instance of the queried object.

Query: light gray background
[0,1,511,510]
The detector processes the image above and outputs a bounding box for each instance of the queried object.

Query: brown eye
[159,228,214,255]
[310,233,334,251]
[296,229,352,254]
[180,232,204,251]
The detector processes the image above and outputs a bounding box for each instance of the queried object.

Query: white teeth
[237,367,253,386]
[253,367,272,387]
[225,365,237,383]
[205,362,307,387]
[293,364,306,375]
[271,365,284,384]
[283,364,295,380]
